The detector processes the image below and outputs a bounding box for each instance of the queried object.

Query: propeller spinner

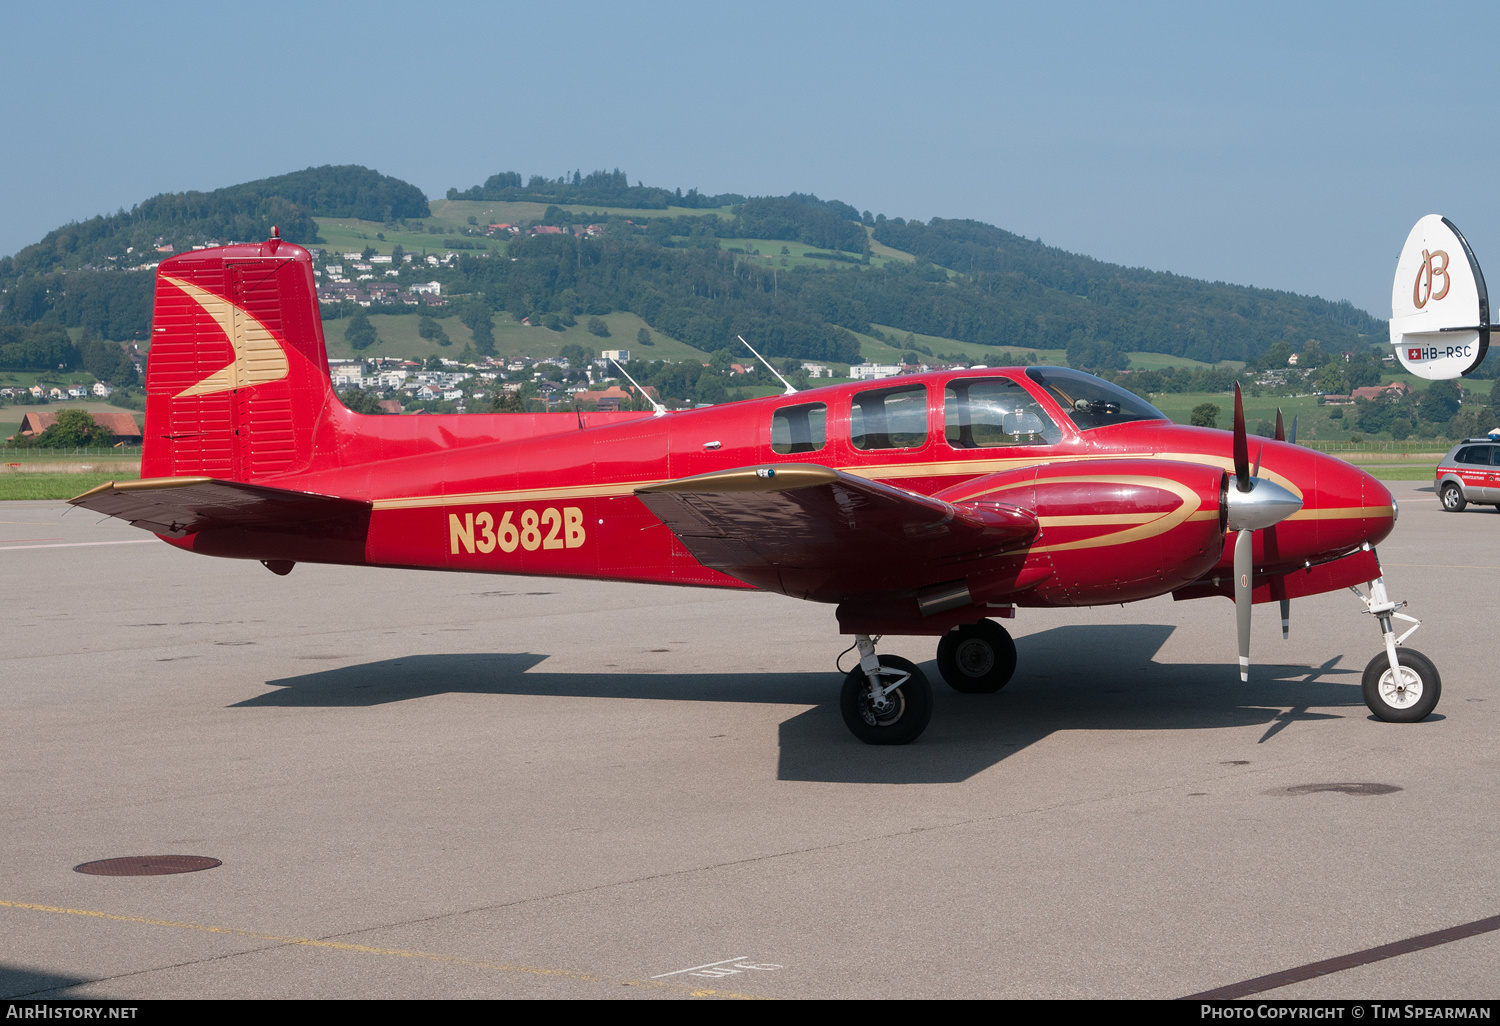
[1224,384,1303,680]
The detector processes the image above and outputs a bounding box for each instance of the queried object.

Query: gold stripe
[368,454,1380,521]
[1286,505,1392,521]
[0,898,760,1000]
[374,479,662,511]
[1037,513,1161,527]
[162,275,290,398]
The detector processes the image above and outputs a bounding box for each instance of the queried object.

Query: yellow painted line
[0,898,763,999]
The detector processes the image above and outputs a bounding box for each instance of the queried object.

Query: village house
[14,410,143,444]
[1351,382,1412,402]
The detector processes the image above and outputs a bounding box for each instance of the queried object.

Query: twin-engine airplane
[72,232,1435,744]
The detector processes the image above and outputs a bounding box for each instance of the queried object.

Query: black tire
[1362,647,1441,723]
[1441,483,1467,512]
[840,655,932,745]
[936,619,1018,694]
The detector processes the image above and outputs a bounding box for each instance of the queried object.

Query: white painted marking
[0,539,157,552]
[652,955,783,979]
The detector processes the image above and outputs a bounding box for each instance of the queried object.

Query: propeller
[1225,385,1303,681]
[1273,411,1290,639]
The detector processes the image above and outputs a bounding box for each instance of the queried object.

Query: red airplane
[72,232,1434,745]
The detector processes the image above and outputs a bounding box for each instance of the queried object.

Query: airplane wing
[69,477,370,537]
[635,463,1037,600]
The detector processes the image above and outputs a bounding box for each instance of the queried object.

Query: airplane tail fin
[1390,214,1490,379]
[142,232,337,482]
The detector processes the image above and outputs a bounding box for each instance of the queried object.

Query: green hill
[2,164,1394,370]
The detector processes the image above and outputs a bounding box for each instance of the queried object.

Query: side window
[945,377,1061,448]
[851,384,928,451]
[1456,446,1488,465]
[771,402,827,454]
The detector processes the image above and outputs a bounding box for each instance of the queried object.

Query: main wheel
[936,619,1018,694]
[840,655,932,745]
[1441,484,1467,512]
[1362,647,1440,723]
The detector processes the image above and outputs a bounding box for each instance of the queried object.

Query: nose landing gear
[1352,574,1439,722]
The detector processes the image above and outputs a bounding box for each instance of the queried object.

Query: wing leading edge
[635,463,1038,602]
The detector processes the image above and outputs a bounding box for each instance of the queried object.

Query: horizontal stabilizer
[636,464,1037,601]
[69,477,370,538]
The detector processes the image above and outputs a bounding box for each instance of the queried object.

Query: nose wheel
[1362,648,1440,722]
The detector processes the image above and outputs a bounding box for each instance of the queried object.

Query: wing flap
[636,464,1037,600]
[69,477,371,537]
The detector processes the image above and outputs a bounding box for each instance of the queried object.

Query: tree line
[446,168,746,209]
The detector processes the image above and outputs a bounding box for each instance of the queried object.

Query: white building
[849,363,901,380]
[409,281,442,296]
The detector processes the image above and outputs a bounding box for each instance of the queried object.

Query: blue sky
[3,1,1496,315]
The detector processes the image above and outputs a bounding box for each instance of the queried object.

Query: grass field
[0,470,139,501]
[314,219,504,260]
[320,310,708,363]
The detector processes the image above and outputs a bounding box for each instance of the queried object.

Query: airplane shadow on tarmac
[241,624,1379,784]
[0,962,94,1000]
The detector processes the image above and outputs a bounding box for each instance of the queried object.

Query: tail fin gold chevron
[162,275,289,398]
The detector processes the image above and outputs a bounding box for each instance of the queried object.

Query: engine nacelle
[939,458,1228,607]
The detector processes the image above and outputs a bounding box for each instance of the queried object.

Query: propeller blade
[1289,415,1298,446]
[1274,409,1285,443]
[1233,383,1251,492]
[1280,597,1290,640]
[1235,528,1254,681]
[1253,442,1264,480]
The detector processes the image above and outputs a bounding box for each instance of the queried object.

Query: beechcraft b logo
[1413,249,1451,309]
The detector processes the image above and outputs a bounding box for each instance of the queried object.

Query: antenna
[610,358,667,416]
[738,335,797,395]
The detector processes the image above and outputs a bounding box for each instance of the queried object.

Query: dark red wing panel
[635,464,1037,601]
[69,477,370,538]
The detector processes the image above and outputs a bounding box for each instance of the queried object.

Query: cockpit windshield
[1024,366,1166,431]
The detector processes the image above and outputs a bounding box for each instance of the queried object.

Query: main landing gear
[839,619,1017,744]
[1352,575,1440,722]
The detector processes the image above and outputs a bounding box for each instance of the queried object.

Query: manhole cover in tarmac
[1280,782,1402,797]
[75,856,222,876]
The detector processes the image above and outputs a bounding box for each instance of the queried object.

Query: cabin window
[1025,366,1167,431]
[771,402,828,454]
[1456,445,1495,465]
[850,384,928,451]
[944,377,1061,448]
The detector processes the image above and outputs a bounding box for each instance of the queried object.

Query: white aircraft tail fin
[1389,215,1489,379]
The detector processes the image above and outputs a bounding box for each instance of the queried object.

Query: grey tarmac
[0,480,1496,1000]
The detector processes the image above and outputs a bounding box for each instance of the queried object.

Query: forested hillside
[1,166,1387,365]
[1,165,428,278]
